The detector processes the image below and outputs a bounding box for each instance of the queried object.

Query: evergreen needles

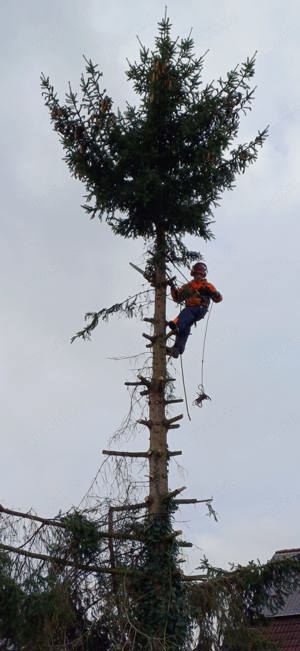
[41,15,268,251]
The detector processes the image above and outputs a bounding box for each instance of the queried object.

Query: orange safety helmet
[191,262,207,278]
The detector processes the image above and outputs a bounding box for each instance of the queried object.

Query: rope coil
[193,384,211,408]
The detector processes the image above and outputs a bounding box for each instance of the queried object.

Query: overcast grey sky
[0,0,299,572]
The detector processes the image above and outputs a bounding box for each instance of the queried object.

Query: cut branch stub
[142,332,157,343]
[124,381,143,387]
[102,449,182,458]
[165,414,183,425]
[137,374,152,388]
[164,529,183,540]
[103,450,152,458]
[125,375,151,389]
[175,498,213,505]
[137,419,152,429]
[164,486,187,500]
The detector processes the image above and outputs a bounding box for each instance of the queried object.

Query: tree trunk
[148,226,168,516]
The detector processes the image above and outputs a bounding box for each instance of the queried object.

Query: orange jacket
[171,279,222,308]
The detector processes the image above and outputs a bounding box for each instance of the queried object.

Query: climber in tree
[167,262,222,358]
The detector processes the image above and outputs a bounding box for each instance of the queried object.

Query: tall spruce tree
[3,14,299,651]
[40,14,269,650]
[41,13,267,515]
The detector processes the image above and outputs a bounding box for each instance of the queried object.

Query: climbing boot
[166,346,179,359]
[167,321,179,334]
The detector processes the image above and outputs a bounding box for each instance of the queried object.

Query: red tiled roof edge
[265,616,300,651]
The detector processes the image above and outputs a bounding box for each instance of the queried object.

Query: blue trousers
[173,305,207,354]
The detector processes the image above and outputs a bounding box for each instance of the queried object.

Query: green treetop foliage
[41,15,267,250]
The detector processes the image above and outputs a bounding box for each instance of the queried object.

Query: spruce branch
[71,289,154,342]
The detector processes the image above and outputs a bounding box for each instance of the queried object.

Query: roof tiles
[266,617,300,651]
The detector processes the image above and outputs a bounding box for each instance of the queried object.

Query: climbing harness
[131,259,213,412]
[166,263,214,412]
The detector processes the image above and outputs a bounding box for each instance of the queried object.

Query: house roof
[270,549,300,618]
[266,616,300,651]
[262,550,300,650]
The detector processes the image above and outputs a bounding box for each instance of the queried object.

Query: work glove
[212,291,223,303]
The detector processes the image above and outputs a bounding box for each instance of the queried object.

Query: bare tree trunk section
[148,227,168,516]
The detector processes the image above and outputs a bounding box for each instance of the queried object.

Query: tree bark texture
[148,227,168,516]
